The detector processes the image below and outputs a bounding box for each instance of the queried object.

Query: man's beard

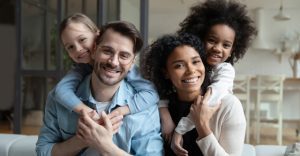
[93,61,126,86]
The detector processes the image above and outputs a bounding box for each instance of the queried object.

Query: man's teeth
[183,77,198,83]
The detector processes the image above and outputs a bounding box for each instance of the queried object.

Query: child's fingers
[109,114,123,126]
[172,143,188,156]
[112,121,123,134]
[107,110,120,119]
[101,111,113,132]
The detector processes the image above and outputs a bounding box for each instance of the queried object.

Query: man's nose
[108,54,119,66]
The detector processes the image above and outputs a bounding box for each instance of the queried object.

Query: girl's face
[204,24,235,67]
[61,22,98,64]
[165,45,205,100]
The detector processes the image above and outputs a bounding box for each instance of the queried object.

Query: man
[36,21,163,156]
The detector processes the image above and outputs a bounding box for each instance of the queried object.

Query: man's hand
[171,132,188,156]
[77,110,114,152]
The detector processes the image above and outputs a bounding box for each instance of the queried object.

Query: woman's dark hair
[97,21,143,54]
[178,0,257,65]
[140,33,209,99]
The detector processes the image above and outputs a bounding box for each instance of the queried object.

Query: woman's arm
[54,64,93,113]
[194,94,246,156]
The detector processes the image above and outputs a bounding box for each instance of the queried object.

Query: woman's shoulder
[214,93,246,125]
[221,93,241,105]
[219,94,244,115]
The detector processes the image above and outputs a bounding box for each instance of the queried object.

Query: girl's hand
[171,132,188,156]
[107,110,124,134]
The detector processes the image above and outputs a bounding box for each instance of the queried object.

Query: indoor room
[0,0,299,155]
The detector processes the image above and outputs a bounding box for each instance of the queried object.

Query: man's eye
[103,50,113,55]
[120,54,131,60]
[193,60,201,64]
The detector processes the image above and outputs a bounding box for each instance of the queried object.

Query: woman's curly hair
[177,0,257,65]
[140,33,209,99]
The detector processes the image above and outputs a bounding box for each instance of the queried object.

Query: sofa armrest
[242,144,256,156]
[255,145,287,156]
[0,134,38,156]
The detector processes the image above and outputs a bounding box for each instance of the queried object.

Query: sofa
[0,134,38,156]
[242,143,287,156]
[0,133,288,156]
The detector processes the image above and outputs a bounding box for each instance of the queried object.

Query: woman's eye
[193,60,202,64]
[174,63,184,69]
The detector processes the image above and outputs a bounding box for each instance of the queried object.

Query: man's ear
[91,44,97,59]
[128,56,137,69]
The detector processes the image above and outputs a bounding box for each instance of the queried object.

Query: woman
[140,33,246,156]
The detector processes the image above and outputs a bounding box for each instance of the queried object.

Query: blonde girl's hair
[59,13,99,38]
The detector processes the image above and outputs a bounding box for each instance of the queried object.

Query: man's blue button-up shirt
[36,75,163,156]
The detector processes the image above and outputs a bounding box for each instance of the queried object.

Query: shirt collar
[76,74,130,113]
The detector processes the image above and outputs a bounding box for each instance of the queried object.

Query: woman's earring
[172,85,177,92]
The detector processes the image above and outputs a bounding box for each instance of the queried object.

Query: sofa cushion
[0,134,38,156]
[0,134,25,156]
[255,145,287,156]
[242,144,256,156]
[9,135,38,156]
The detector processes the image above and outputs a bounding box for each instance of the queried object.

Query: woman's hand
[159,107,175,144]
[190,91,220,139]
[171,132,188,156]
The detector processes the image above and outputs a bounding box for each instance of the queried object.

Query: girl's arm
[207,63,235,105]
[54,63,93,114]
[117,65,159,115]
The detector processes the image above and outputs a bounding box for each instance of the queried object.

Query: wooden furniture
[234,75,252,143]
[255,75,285,145]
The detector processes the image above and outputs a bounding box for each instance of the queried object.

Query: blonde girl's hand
[107,110,124,134]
